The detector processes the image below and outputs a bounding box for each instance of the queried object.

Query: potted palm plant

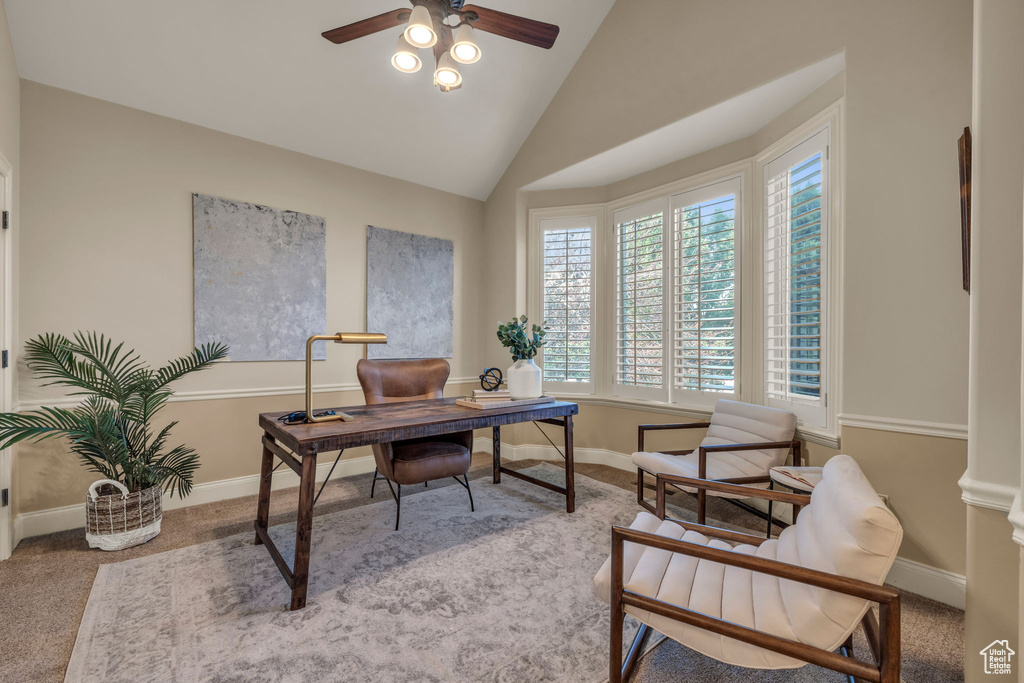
[496,315,547,399]
[0,332,228,550]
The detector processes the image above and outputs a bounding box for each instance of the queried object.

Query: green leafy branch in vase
[497,315,548,361]
[0,332,228,498]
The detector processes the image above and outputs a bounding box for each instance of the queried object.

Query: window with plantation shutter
[671,179,741,405]
[537,215,595,393]
[764,128,829,427]
[613,199,668,401]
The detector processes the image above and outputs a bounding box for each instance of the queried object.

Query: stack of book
[455,390,555,410]
[471,389,511,402]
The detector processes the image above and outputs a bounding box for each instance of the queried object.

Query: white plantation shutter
[539,216,594,392]
[764,129,828,427]
[613,199,669,401]
[671,179,741,405]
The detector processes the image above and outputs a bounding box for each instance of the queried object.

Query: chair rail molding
[15,377,480,412]
[838,413,968,441]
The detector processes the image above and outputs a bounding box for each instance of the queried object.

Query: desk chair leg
[370,468,380,498]
[453,474,475,511]
[383,479,402,530]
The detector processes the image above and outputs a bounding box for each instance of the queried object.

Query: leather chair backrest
[773,454,903,646]
[701,399,797,470]
[356,358,451,405]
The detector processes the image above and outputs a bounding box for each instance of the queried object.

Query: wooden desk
[254,398,579,610]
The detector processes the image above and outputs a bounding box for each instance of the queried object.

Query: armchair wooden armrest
[656,472,810,520]
[609,525,900,683]
[637,421,711,453]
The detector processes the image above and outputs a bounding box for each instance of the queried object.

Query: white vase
[507,358,543,400]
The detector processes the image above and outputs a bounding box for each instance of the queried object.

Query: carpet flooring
[0,454,965,682]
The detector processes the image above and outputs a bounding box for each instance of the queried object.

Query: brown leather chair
[356,358,474,529]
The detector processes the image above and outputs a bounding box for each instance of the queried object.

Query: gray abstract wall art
[367,226,454,359]
[194,193,326,361]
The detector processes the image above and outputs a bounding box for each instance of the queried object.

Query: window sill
[546,392,841,449]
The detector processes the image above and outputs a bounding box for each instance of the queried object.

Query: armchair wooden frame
[609,475,901,683]
[636,421,801,531]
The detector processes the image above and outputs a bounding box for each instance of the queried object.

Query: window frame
[754,111,842,437]
[528,206,603,396]
[762,129,830,427]
[669,176,744,408]
[610,197,671,402]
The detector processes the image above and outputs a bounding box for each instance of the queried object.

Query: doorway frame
[0,149,13,561]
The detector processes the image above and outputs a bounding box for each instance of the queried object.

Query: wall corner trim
[958,473,1017,513]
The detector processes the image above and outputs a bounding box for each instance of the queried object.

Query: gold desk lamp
[304,332,387,423]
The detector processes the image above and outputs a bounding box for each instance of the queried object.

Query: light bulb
[404,5,437,48]
[450,23,481,64]
[391,33,422,73]
[434,52,462,88]
[453,43,478,62]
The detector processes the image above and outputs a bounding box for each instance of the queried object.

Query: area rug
[66,465,677,682]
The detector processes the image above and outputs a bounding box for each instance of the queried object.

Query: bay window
[527,117,836,434]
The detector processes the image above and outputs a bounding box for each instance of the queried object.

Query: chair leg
[766,481,775,539]
[370,468,379,498]
[425,481,429,487]
[452,474,475,512]
[840,634,858,683]
[395,483,401,530]
[622,623,652,682]
[636,468,656,515]
[383,479,402,530]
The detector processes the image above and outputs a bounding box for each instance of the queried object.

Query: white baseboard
[886,556,966,610]
[14,455,377,543]
[13,438,968,610]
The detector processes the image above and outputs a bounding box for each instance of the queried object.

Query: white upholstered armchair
[594,455,903,682]
[633,399,800,528]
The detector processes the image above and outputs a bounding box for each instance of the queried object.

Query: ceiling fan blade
[461,5,559,49]
[322,8,410,44]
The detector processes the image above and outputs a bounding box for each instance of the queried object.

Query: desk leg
[492,425,501,484]
[254,434,274,545]
[290,452,317,611]
[564,415,575,513]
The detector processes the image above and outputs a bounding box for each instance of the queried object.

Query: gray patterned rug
[66,464,657,682]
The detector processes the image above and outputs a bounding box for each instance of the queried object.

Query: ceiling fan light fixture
[434,52,462,88]
[391,33,422,73]
[404,4,437,48]
[450,23,481,64]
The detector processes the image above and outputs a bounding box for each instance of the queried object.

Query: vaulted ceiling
[5,0,615,200]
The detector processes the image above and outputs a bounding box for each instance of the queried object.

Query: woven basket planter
[85,479,162,551]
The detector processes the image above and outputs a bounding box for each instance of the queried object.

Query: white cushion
[632,399,797,498]
[594,455,903,670]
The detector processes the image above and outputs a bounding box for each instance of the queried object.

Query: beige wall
[15,80,487,514]
[484,0,972,427]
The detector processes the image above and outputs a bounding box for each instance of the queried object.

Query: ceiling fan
[321,0,560,92]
